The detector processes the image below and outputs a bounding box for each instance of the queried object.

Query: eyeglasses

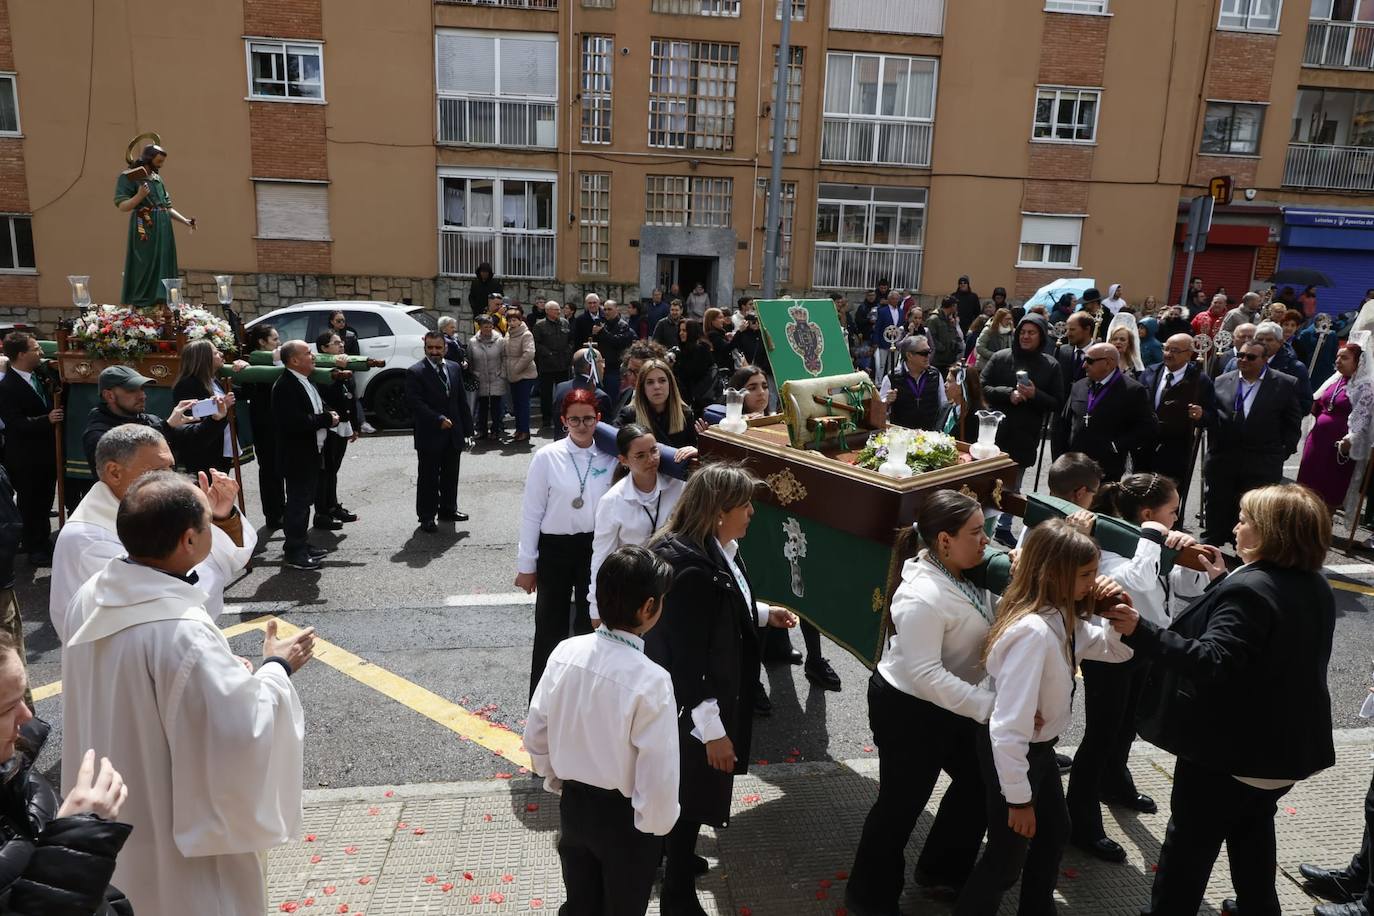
[564,415,599,427]
[1082,355,1106,365]
[1237,353,1264,362]
[910,349,931,357]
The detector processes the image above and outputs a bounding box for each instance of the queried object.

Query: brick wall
[1027,142,1095,182]
[1204,33,1277,102]
[0,138,29,211]
[1037,13,1109,86]
[256,240,332,274]
[242,0,322,40]
[0,274,38,309]
[248,104,329,181]
[0,0,14,71]
[1189,153,1259,188]
[1022,178,1090,214]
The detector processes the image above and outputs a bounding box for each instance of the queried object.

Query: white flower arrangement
[69,304,165,359]
[179,306,236,352]
[853,427,959,473]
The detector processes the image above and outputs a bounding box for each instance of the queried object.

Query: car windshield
[409,309,438,331]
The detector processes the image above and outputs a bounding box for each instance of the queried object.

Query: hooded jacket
[1139,317,1164,367]
[978,314,1064,465]
[466,263,503,318]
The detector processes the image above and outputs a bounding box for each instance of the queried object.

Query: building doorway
[657,255,718,304]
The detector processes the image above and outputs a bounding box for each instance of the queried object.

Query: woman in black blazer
[1102,483,1336,916]
[649,463,796,915]
[171,339,235,477]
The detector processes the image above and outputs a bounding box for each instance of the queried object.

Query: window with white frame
[1017,215,1083,268]
[254,182,330,241]
[1200,101,1265,154]
[1046,0,1108,12]
[755,179,796,282]
[246,40,324,101]
[436,31,558,148]
[1218,0,1280,30]
[440,172,556,278]
[645,175,733,227]
[1033,86,1100,142]
[651,0,740,15]
[579,173,611,275]
[581,35,613,144]
[776,0,806,18]
[822,53,937,167]
[770,47,803,154]
[0,75,18,135]
[0,215,34,271]
[648,39,739,150]
[813,184,925,290]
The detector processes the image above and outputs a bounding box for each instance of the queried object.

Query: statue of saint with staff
[114,133,197,307]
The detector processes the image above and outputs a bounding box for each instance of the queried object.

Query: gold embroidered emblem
[765,468,808,506]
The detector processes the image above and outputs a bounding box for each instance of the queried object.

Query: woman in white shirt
[954,519,1134,916]
[1066,473,1225,863]
[845,491,996,915]
[587,424,684,625]
[514,387,618,699]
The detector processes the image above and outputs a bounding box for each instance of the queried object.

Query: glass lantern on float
[161,277,184,309]
[68,276,92,313]
[214,275,234,307]
[969,410,1005,460]
[878,426,914,479]
[718,388,748,433]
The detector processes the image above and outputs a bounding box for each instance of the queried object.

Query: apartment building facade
[3,0,1374,321]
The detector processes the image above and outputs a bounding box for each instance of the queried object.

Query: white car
[245,301,437,429]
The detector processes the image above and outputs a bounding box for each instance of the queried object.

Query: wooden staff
[44,365,67,526]
[222,375,247,514]
[1347,446,1374,553]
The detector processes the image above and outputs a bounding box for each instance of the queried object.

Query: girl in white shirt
[955,519,1134,916]
[514,388,618,699]
[587,424,684,625]
[846,491,996,914]
[1066,473,1226,862]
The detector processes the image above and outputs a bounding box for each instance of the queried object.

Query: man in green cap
[81,365,226,475]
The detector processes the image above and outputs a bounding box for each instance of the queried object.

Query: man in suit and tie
[272,340,339,570]
[0,332,61,565]
[1204,340,1302,547]
[552,348,611,439]
[1051,313,1095,458]
[871,291,906,379]
[1135,333,1217,488]
[1063,343,1157,481]
[405,331,474,534]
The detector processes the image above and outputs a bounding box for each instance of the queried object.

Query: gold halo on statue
[125,132,163,166]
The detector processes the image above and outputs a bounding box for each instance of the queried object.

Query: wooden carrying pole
[223,376,246,514]
[48,371,66,527]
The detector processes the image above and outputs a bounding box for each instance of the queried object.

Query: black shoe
[419,520,438,533]
[331,506,359,523]
[753,686,772,717]
[805,658,843,691]
[993,528,1017,548]
[312,517,343,531]
[285,553,321,570]
[1056,752,1074,773]
[307,545,329,558]
[1105,792,1157,814]
[264,516,283,529]
[691,854,709,876]
[1315,902,1371,916]
[27,552,51,568]
[437,511,469,522]
[660,892,709,916]
[1221,898,1239,915]
[912,866,960,900]
[843,887,904,916]
[765,648,804,666]
[1301,864,1362,904]
[1074,836,1127,863]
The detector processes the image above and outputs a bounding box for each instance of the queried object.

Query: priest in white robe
[50,423,255,643]
[61,470,316,916]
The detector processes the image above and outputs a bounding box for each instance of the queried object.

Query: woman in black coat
[240,323,285,526]
[171,339,235,477]
[649,463,797,914]
[327,310,361,357]
[672,319,718,414]
[1101,483,1336,916]
[314,330,364,527]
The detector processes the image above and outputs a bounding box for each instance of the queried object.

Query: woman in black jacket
[170,339,236,477]
[615,359,701,452]
[313,330,363,528]
[326,311,361,357]
[648,463,797,915]
[672,319,718,415]
[1102,483,1336,916]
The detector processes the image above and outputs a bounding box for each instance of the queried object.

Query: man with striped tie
[405,331,474,534]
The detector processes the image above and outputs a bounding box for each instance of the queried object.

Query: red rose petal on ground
[1150,864,1160,873]
[358,877,372,885]
[279,904,298,914]
[337,905,349,914]
[742,794,761,804]
[526,803,539,812]
[424,875,438,884]
[785,756,798,763]
[502,873,514,883]
[396,822,408,829]
[835,871,849,880]
[1284,806,1297,815]
[1062,867,1079,879]
[819,879,833,889]
[310,854,322,864]
[530,899,543,909]
[441,883,454,892]
[323,886,336,896]
[835,909,848,916]
[494,773,512,779]
[367,807,379,816]
[470,894,483,904]
[517,767,529,774]
[790,748,800,755]
[412,828,426,835]
[489,892,506,903]
[756,759,768,765]
[305,834,317,842]
[862,746,874,753]
[482,814,493,822]
[383,790,395,798]
[303,898,315,906]
[463,872,475,881]
[816,889,829,900]
[344,846,359,855]
[739,907,752,916]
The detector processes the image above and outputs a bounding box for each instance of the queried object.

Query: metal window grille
[1032,87,1100,142]
[1045,0,1108,12]
[437,32,558,148]
[581,36,614,144]
[1200,102,1264,154]
[769,47,803,154]
[582,0,615,6]
[1219,0,1279,30]
[652,0,741,15]
[645,175,733,227]
[0,216,35,271]
[440,175,556,278]
[248,41,324,101]
[648,39,739,150]
[812,184,925,290]
[776,0,806,18]
[438,0,557,6]
[821,52,937,166]
[579,173,611,275]
[755,179,796,282]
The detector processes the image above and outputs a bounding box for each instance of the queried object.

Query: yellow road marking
[1331,578,1374,597]
[31,614,530,769]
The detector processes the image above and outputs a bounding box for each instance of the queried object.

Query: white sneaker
[361,422,377,435]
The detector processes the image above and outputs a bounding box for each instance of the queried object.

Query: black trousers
[415,445,460,524]
[1203,453,1283,545]
[557,781,663,916]
[1144,757,1292,916]
[4,456,54,553]
[315,435,348,517]
[847,672,987,911]
[1135,435,1193,486]
[1065,655,1148,840]
[256,435,285,524]
[954,731,1069,916]
[762,618,825,661]
[476,395,504,437]
[664,818,703,900]
[539,370,568,426]
[282,450,321,557]
[529,532,594,698]
[1344,763,1374,908]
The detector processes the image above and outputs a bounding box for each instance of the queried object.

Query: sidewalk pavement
[266,731,1373,916]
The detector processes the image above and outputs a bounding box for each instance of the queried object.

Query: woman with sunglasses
[516,388,618,698]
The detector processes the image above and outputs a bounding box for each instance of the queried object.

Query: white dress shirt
[1154,365,1186,409]
[588,473,685,622]
[524,629,681,836]
[289,367,327,450]
[517,437,618,574]
[1099,539,1210,628]
[877,553,996,723]
[986,607,1133,803]
[688,538,771,744]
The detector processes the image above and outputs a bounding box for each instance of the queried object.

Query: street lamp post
[762,0,794,299]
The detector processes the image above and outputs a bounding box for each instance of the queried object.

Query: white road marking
[444,592,537,607]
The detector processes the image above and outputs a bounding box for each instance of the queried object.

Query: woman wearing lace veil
[1298,331,1374,529]
[1106,312,1146,377]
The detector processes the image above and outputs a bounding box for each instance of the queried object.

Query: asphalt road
[13,419,1374,792]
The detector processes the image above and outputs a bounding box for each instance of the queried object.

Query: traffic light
[1209,175,1234,206]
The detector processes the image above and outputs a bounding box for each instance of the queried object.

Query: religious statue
[114,133,197,307]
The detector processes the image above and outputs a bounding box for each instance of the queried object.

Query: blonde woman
[1107,312,1145,377]
[954,520,1132,916]
[616,358,701,453]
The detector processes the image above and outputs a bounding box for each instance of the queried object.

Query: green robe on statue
[114,172,178,307]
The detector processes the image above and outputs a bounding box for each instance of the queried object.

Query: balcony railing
[437,0,557,8]
[441,229,556,279]
[813,246,923,291]
[438,97,557,148]
[1304,20,1374,69]
[821,117,933,167]
[1284,142,1374,191]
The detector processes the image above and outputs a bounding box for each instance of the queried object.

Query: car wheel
[368,375,412,429]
